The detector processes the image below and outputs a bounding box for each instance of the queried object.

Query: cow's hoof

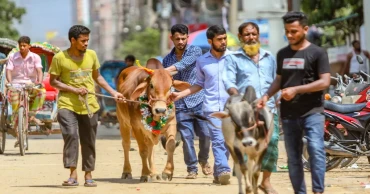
[140,176,152,182]
[151,174,162,181]
[245,189,252,194]
[121,172,132,179]
[162,172,173,181]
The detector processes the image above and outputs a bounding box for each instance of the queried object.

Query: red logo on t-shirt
[283,58,305,69]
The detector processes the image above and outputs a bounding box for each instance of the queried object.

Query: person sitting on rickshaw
[6,36,46,130]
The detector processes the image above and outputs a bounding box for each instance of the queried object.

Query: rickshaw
[97,60,127,128]
[0,42,61,155]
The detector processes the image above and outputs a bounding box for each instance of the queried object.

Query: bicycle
[0,83,42,156]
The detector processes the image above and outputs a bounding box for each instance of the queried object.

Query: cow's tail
[189,114,222,129]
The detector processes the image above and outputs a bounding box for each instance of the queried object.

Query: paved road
[0,124,370,194]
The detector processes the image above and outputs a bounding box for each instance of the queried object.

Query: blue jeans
[204,112,231,177]
[176,104,211,173]
[282,113,326,194]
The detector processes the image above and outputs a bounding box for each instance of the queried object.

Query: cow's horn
[136,60,155,75]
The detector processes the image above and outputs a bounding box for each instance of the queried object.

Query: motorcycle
[302,55,370,171]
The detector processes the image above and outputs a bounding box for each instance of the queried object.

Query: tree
[0,0,26,39]
[115,28,161,65]
[301,0,362,47]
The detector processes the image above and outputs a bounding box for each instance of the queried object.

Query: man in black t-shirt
[257,12,330,194]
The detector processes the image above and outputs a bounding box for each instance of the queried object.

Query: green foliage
[0,0,26,39]
[115,28,161,64]
[301,0,363,47]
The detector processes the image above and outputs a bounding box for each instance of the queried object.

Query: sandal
[199,162,213,175]
[258,185,278,194]
[84,179,97,187]
[62,178,79,186]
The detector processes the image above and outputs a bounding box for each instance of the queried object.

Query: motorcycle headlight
[331,96,342,103]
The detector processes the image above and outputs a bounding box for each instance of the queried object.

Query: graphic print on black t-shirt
[277,44,330,118]
[283,58,305,69]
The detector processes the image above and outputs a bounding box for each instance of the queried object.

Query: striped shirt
[163,45,204,110]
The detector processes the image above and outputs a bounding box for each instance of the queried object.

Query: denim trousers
[282,113,326,194]
[176,104,211,173]
[204,112,231,177]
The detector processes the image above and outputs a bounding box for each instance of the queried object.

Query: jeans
[282,113,326,194]
[176,104,211,173]
[204,112,231,177]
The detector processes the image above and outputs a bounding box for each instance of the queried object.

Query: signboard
[245,19,269,48]
[327,46,349,64]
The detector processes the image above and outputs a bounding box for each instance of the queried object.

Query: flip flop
[258,185,278,194]
[62,178,79,186]
[200,162,213,175]
[84,179,97,187]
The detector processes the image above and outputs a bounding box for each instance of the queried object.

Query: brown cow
[116,58,190,182]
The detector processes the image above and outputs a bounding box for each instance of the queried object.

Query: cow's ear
[173,80,191,91]
[210,111,230,119]
[243,86,257,104]
[130,81,148,100]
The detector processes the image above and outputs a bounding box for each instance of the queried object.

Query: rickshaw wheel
[104,122,114,128]
[25,133,29,151]
[17,107,27,156]
[0,130,5,154]
[0,100,8,154]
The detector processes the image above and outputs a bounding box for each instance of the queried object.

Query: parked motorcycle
[302,55,370,171]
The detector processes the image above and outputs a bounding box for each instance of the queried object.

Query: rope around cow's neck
[78,91,151,118]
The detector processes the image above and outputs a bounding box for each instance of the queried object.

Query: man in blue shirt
[171,25,231,185]
[223,22,280,193]
[163,24,212,179]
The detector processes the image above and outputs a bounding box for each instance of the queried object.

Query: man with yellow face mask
[223,22,280,194]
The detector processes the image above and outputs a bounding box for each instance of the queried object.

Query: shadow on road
[94,178,142,184]
[13,185,77,189]
[3,152,61,156]
[94,177,217,186]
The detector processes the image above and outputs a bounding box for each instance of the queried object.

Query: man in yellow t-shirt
[49,25,124,187]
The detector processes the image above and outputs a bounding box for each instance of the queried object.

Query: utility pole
[292,0,301,11]
[229,0,238,35]
[159,0,171,57]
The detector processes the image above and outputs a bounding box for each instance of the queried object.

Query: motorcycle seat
[324,100,367,114]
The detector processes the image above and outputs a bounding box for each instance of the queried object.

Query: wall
[237,0,288,56]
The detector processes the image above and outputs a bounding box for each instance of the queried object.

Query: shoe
[213,171,230,185]
[185,171,197,179]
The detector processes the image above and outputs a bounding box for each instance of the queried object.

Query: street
[1,124,370,194]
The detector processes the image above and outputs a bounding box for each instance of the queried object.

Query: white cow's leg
[252,160,261,194]
[245,159,254,194]
[234,163,244,194]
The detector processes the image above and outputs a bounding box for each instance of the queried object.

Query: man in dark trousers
[257,12,330,194]
[50,25,124,187]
